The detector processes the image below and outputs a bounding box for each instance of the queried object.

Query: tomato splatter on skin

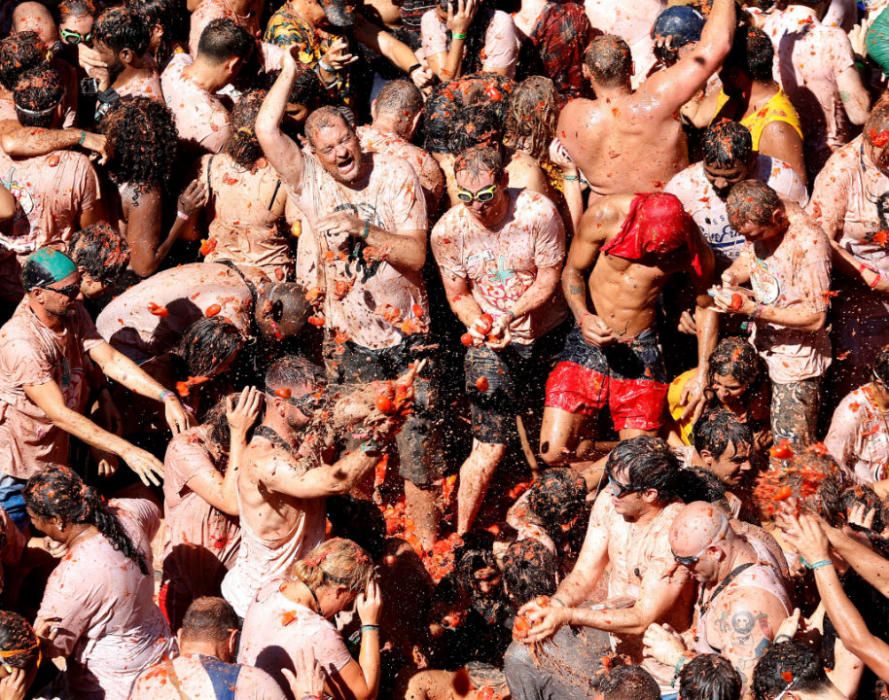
[205,304,222,317]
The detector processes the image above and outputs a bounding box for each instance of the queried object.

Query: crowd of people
[1,0,889,697]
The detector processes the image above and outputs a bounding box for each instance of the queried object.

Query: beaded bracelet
[807,559,833,570]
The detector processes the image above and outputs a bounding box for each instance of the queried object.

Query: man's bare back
[559,0,735,199]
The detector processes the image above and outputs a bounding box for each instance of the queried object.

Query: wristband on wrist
[361,220,370,240]
[407,63,422,75]
[671,654,691,687]
[77,130,87,146]
[549,596,565,607]
[319,59,335,73]
[453,32,467,39]
[176,210,190,221]
[773,634,792,644]
[806,559,833,570]
[361,624,380,632]
[360,439,381,454]
[563,174,579,181]
[159,389,175,402]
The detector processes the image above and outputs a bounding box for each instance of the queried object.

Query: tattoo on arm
[568,284,583,296]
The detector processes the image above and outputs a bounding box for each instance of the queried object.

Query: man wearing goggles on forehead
[0,249,191,526]
[431,145,567,536]
[644,502,790,697]
[505,437,694,699]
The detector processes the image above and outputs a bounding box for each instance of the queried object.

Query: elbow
[130,256,159,278]
[0,133,19,155]
[804,312,827,333]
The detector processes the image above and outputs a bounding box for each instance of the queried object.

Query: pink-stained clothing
[0,506,24,565]
[584,0,662,87]
[95,262,253,364]
[37,499,171,700]
[761,4,858,171]
[357,125,444,214]
[807,136,889,383]
[162,426,241,625]
[189,0,262,58]
[161,53,231,154]
[115,70,165,103]
[0,300,103,480]
[0,149,100,256]
[744,206,832,384]
[292,151,428,350]
[431,189,567,344]
[130,654,286,700]
[199,153,293,284]
[220,477,325,618]
[825,385,889,484]
[239,582,353,692]
[664,156,808,264]
[420,9,520,76]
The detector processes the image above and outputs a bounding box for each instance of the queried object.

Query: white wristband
[176,210,190,221]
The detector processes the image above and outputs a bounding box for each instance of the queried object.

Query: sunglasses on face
[44,281,81,299]
[606,473,642,499]
[457,183,497,203]
[60,28,92,45]
[672,518,730,567]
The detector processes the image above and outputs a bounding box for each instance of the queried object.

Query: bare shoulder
[579,194,634,242]
[557,97,603,138]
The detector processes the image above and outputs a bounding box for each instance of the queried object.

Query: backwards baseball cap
[319,0,355,29]
[653,6,704,48]
[21,248,78,291]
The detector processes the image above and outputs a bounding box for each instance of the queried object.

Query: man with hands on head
[0,249,189,522]
[643,501,791,697]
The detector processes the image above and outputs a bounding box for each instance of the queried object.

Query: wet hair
[197,18,253,64]
[455,531,499,596]
[175,317,245,378]
[290,537,373,594]
[501,538,557,606]
[454,145,503,178]
[752,640,829,699]
[304,105,353,147]
[583,35,633,88]
[59,0,95,20]
[0,31,46,91]
[436,0,495,75]
[679,653,742,700]
[865,103,889,148]
[0,611,39,670]
[13,64,63,128]
[130,0,188,70]
[226,89,265,167]
[598,665,660,699]
[374,78,422,117]
[259,282,308,336]
[708,336,763,392]
[872,345,889,385]
[702,121,753,169]
[726,180,784,229]
[527,467,587,538]
[100,96,178,194]
[67,222,130,284]
[203,394,234,456]
[93,6,149,56]
[24,465,148,574]
[819,478,885,533]
[424,74,513,154]
[504,76,557,162]
[678,466,730,504]
[181,596,240,642]
[755,445,846,520]
[606,436,683,503]
[693,407,754,458]
[265,354,324,393]
[725,26,774,83]
[263,66,324,114]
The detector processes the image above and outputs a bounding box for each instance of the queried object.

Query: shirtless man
[220,355,401,617]
[712,180,831,445]
[358,79,444,215]
[539,192,716,465]
[643,502,790,697]
[557,0,734,201]
[504,437,695,700]
[257,50,443,551]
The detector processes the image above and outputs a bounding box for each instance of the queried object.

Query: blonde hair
[290,537,373,594]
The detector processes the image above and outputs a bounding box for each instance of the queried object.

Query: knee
[538,438,566,466]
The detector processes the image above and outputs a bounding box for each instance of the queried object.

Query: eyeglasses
[43,281,81,300]
[672,517,730,567]
[606,473,643,499]
[456,183,497,203]
[60,28,92,45]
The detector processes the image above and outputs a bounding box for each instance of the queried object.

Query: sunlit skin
[308,119,366,185]
[702,439,753,487]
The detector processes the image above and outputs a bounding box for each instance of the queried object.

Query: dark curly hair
[174,317,246,379]
[606,436,684,503]
[24,465,148,574]
[226,89,265,167]
[504,76,557,162]
[752,640,829,699]
[129,0,188,70]
[680,653,741,700]
[708,336,764,396]
[59,0,96,21]
[13,65,63,128]
[527,467,588,539]
[501,538,557,607]
[0,31,46,91]
[424,73,513,154]
[0,611,39,671]
[725,25,774,83]
[702,121,753,169]
[67,222,130,284]
[94,6,150,56]
[100,96,178,194]
[693,406,754,458]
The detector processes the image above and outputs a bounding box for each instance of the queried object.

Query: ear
[226,628,238,657]
[409,109,422,136]
[699,449,714,466]
[641,488,660,505]
[120,48,134,65]
[370,98,378,120]
[772,206,787,228]
[176,629,184,649]
[224,55,240,75]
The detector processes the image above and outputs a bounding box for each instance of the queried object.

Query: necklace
[254,425,293,453]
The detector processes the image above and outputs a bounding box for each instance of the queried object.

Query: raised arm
[255,51,306,190]
[640,0,736,112]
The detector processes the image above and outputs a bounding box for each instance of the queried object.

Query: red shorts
[545,361,668,432]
